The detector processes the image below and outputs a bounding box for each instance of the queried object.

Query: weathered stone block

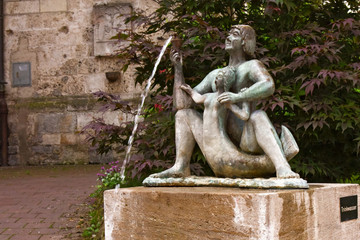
[76,110,124,132]
[59,114,77,132]
[5,1,40,15]
[61,76,86,96]
[8,146,19,155]
[40,0,67,12]
[38,113,76,133]
[31,145,53,154]
[8,134,19,146]
[29,145,61,165]
[59,145,88,164]
[104,184,360,240]
[76,112,96,131]
[66,96,95,112]
[37,114,58,133]
[77,58,99,75]
[60,133,78,145]
[27,114,36,136]
[84,73,106,93]
[103,111,122,125]
[42,134,61,145]
[8,155,19,166]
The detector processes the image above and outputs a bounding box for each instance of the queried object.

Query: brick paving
[0,165,101,240]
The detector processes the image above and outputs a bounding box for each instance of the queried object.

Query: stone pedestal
[104,184,360,240]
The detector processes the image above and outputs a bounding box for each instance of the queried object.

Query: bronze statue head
[215,66,236,93]
[227,25,256,59]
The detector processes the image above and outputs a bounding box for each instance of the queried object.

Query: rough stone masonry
[3,0,158,165]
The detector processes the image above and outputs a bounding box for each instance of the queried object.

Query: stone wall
[3,0,158,165]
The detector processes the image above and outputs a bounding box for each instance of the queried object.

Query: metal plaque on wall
[340,195,358,222]
[12,62,31,87]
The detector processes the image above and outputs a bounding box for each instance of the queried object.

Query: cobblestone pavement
[0,165,101,240]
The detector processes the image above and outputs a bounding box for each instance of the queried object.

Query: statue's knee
[175,108,196,121]
[175,109,188,120]
[249,110,268,123]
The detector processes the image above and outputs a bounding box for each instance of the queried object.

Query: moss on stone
[14,95,97,111]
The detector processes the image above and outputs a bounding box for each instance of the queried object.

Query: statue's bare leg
[240,120,263,154]
[249,110,300,178]
[150,109,204,178]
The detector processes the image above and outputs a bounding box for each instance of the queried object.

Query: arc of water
[120,36,173,181]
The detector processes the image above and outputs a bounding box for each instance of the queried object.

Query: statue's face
[215,73,225,91]
[225,28,243,53]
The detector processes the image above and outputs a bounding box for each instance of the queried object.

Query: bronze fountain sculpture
[143,25,308,188]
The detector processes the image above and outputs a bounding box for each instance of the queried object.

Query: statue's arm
[181,84,206,104]
[217,60,275,103]
[172,50,219,109]
[243,60,275,100]
[193,69,220,94]
[226,101,250,121]
[172,50,193,110]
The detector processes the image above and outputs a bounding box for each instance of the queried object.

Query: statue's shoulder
[207,68,222,76]
[202,68,223,82]
[239,59,265,71]
[233,60,269,87]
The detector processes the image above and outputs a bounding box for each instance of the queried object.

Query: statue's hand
[224,103,232,109]
[180,84,192,95]
[170,49,182,67]
[217,92,238,104]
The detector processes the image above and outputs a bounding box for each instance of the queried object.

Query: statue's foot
[149,166,190,178]
[276,167,300,179]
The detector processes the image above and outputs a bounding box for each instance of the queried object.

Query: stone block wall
[3,0,158,165]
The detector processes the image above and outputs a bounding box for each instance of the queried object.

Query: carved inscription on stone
[93,3,132,56]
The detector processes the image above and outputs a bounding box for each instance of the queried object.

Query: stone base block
[143,176,309,189]
[104,184,360,240]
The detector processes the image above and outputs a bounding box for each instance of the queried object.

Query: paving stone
[0,214,13,219]
[0,222,27,229]
[1,228,33,236]
[9,234,41,240]
[39,235,63,240]
[30,228,59,235]
[0,165,99,239]
[0,218,18,224]
[13,218,44,226]
[23,222,54,230]
[0,235,13,240]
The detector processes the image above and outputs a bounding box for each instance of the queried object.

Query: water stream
[120,36,173,182]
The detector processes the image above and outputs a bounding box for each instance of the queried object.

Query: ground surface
[0,165,101,240]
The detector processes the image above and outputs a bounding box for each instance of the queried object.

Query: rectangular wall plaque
[93,3,132,56]
[12,62,31,87]
[340,195,358,222]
